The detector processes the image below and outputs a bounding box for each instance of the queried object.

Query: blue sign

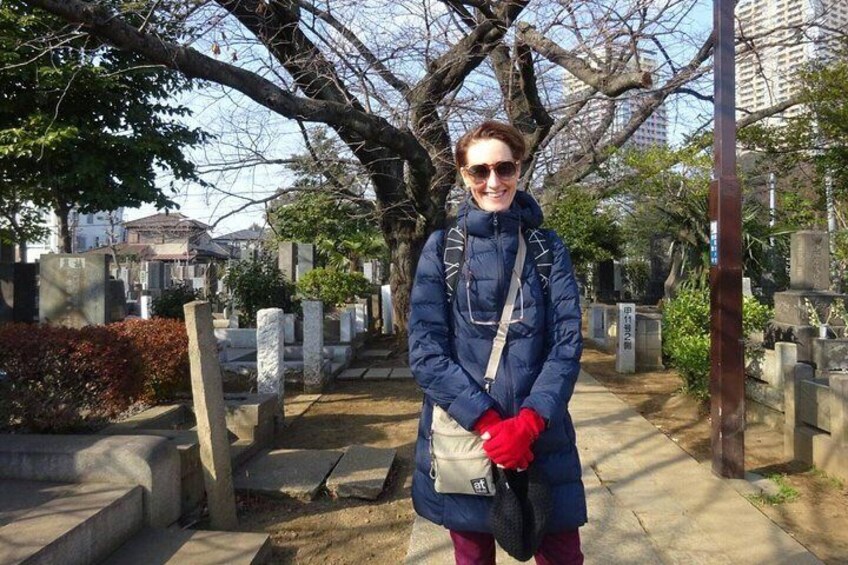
[710,220,718,266]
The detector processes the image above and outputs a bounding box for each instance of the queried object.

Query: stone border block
[0,434,180,527]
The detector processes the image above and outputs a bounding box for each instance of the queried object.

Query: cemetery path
[582,346,848,565]
[235,342,847,564]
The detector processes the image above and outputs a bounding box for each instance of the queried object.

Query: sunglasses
[461,160,519,185]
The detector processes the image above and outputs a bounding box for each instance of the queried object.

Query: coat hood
[457,190,544,238]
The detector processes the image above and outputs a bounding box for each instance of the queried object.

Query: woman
[408,120,586,564]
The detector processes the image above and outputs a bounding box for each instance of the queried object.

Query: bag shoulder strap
[483,235,526,391]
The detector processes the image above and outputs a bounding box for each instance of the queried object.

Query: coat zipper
[493,214,517,416]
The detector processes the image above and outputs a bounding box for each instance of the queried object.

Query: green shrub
[296,268,373,308]
[662,285,773,399]
[224,255,297,327]
[109,318,190,403]
[0,323,143,432]
[151,282,201,320]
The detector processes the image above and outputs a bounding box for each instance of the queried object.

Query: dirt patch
[238,379,421,564]
[582,347,848,565]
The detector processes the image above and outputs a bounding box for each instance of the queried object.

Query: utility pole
[709,0,745,479]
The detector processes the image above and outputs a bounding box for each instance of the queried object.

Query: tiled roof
[123,212,210,230]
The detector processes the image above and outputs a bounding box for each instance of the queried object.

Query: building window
[86,214,93,225]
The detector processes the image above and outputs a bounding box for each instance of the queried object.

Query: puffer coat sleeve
[520,232,583,422]
[408,230,496,430]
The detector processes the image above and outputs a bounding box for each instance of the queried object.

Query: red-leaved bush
[0,319,191,433]
[0,323,142,432]
[108,318,191,402]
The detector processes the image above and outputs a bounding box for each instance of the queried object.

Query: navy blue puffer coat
[408,191,586,533]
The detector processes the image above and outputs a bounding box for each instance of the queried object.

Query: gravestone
[13,263,37,323]
[370,293,382,333]
[296,243,314,281]
[790,231,830,291]
[302,300,326,392]
[183,301,238,530]
[616,303,636,373]
[257,308,285,421]
[283,313,296,344]
[355,298,369,334]
[142,260,166,291]
[278,242,296,282]
[39,254,109,327]
[108,279,127,322]
[140,295,152,319]
[772,231,846,363]
[596,260,617,303]
[381,285,393,335]
[0,264,12,322]
[340,307,355,343]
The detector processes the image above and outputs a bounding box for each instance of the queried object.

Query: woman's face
[460,138,521,213]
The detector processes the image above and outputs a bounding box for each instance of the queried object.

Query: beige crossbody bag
[429,235,527,497]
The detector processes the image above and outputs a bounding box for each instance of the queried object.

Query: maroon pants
[450,529,583,565]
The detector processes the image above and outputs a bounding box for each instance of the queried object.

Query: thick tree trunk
[56,204,72,253]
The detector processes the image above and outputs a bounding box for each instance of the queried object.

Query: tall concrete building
[736,0,848,121]
[562,49,668,153]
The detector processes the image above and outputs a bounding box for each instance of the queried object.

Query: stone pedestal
[832,374,848,446]
[302,301,326,392]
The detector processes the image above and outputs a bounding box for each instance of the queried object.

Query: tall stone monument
[772,231,846,362]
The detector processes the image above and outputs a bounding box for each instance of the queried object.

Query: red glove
[474,409,502,436]
[483,409,546,470]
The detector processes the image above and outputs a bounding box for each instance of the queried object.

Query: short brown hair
[454,120,527,169]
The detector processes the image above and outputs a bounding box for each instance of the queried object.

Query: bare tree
[20,0,829,332]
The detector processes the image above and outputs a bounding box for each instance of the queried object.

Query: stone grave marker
[302,300,326,392]
[616,303,636,373]
[183,301,238,530]
[257,308,285,423]
[296,243,314,281]
[278,242,296,282]
[39,254,109,327]
[381,284,393,335]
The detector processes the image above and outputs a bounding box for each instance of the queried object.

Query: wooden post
[184,300,238,530]
[710,0,745,479]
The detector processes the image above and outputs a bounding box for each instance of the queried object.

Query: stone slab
[326,445,396,500]
[338,368,367,380]
[0,480,143,565]
[359,349,393,359]
[364,368,393,379]
[283,394,322,428]
[790,231,831,291]
[391,367,414,379]
[103,527,271,565]
[233,449,343,500]
[39,254,109,327]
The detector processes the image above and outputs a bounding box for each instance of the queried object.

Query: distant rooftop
[123,212,210,231]
[213,228,265,242]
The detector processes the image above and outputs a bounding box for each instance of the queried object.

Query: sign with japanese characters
[616,302,636,373]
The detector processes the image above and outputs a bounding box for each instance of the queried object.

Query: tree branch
[517,22,652,97]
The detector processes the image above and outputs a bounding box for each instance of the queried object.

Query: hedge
[0,319,191,433]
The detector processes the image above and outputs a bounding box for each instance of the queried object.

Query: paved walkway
[405,370,823,564]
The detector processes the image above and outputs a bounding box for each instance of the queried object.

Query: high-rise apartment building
[736,0,848,121]
[562,49,668,152]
